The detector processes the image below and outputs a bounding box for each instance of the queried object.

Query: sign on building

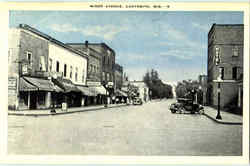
[8,77,17,90]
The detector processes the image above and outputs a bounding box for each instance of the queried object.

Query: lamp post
[216,80,222,119]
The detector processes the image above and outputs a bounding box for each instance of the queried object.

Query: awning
[53,78,80,93]
[20,78,38,91]
[116,90,128,97]
[89,86,108,95]
[23,77,58,91]
[76,86,97,97]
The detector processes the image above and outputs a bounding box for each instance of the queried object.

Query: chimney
[85,40,89,48]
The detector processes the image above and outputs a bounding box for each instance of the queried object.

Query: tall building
[8,24,88,110]
[207,24,243,110]
[114,63,123,90]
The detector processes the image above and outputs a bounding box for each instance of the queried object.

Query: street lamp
[215,47,222,119]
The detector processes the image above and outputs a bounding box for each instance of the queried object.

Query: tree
[143,69,173,99]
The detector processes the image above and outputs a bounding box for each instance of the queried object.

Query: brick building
[114,63,123,90]
[207,24,243,110]
[66,42,107,105]
[8,24,88,110]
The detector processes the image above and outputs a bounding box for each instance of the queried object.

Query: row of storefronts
[15,75,118,110]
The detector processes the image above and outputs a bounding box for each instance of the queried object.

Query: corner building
[8,24,88,110]
[207,24,243,111]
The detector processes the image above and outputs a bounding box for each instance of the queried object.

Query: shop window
[64,64,67,77]
[232,67,237,80]
[37,92,45,105]
[56,61,60,72]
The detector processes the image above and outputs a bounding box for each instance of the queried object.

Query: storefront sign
[87,81,101,86]
[8,78,17,90]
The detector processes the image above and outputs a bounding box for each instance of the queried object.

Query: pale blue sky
[9,11,243,82]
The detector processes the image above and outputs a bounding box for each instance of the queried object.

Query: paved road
[8,99,242,155]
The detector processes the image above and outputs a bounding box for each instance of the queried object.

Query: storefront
[18,76,63,110]
[52,78,82,108]
[76,85,97,106]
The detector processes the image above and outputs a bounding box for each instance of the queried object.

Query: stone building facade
[207,24,243,109]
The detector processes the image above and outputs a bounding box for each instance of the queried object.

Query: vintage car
[133,97,143,105]
[169,98,204,114]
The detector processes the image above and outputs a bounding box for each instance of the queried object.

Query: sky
[9,11,243,83]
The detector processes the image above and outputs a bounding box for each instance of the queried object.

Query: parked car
[133,97,143,105]
[169,98,204,114]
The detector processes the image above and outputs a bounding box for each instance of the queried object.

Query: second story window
[102,72,105,81]
[26,51,32,67]
[232,67,238,80]
[49,58,52,72]
[75,67,78,82]
[39,56,46,71]
[56,61,60,72]
[70,66,73,79]
[232,46,239,57]
[64,64,67,77]
[82,69,85,83]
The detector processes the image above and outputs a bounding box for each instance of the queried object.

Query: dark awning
[76,85,97,96]
[20,78,38,91]
[52,78,80,93]
[23,76,59,91]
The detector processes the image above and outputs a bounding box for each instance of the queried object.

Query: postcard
[0,1,249,165]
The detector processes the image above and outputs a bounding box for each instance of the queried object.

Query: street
[8,99,242,155]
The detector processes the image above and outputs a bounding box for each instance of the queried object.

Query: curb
[203,113,242,125]
[8,104,130,117]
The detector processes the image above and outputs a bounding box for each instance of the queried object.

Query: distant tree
[176,80,200,99]
[143,69,173,99]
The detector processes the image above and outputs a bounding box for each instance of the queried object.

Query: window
[39,56,45,71]
[232,67,237,80]
[64,64,67,77]
[102,72,105,80]
[82,69,85,83]
[26,52,32,67]
[75,67,78,82]
[219,67,224,80]
[70,66,73,79]
[49,59,52,72]
[107,73,110,81]
[56,61,60,72]
[232,46,239,57]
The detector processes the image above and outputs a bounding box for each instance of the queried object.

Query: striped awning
[23,77,57,91]
[20,78,38,91]
[76,86,97,96]
[52,78,80,93]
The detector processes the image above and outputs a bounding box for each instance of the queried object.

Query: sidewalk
[8,103,129,116]
[203,106,243,125]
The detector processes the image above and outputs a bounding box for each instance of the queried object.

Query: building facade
[207,24,243,110]
[114,63,123,90]
[8,24,88,110]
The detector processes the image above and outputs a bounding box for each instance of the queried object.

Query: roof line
[18,24,88,59]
